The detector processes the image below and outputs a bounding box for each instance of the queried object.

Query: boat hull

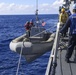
[9,33,55,62]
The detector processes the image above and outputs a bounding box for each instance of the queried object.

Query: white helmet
[73,3,76,10]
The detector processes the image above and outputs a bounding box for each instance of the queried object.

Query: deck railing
[45,22,61,75]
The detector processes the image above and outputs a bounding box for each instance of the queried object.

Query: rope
[31,26,56,37]
[59,44,73,75]
[59,38,73,75]
[16,41,25,75]
[59,37,67,75]
[69,63,73,75]
[59,48,63,75]
[15,26,56,75]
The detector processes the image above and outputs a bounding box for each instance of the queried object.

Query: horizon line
[0,13,58,15]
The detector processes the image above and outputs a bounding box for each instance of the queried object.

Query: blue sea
[0,14,58,75]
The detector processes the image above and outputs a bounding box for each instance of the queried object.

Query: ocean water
[0,14,58,75]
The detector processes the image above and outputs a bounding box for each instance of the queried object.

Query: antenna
[35,0,39,24]
[36,0,38,10]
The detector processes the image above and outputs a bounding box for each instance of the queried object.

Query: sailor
[66,9,71,16]
[59,6,65,13]
[30,19,34,27]
[59,8,68,36]
[60,3,76,63]
[59,6,62,13]
[59,8,68,24]
[24,21,31,37]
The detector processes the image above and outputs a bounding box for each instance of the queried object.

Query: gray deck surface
[55,37,76,75]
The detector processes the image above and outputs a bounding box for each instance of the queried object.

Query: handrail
[45,22,61,75]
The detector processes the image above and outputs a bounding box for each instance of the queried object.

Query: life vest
[25,23,30,30]
[70,14,76,34]
[30,22,33,27]
[59,12,68,24]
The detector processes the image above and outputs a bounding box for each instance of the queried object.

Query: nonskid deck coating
[56,37,76,75]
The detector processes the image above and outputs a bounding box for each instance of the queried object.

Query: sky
[0,0,64,15]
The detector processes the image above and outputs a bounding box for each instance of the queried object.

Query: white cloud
[0,0,63,15]
[39,3,51,14]
[52,0,63,7]
[0,2,35,14]
[49,0,63,14]
[38,0,63,14]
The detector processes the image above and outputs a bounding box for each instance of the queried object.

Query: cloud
[0,2,35,14]
[0,0,63,14]
[49,0,63,14]
[52,0,63,7]
[39,3,51,14]
[39,0,63,14]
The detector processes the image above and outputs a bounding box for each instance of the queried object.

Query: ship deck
[45,23,76,75]
[56,36,76,75]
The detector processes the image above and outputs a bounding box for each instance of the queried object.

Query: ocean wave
[1,38,13,43]
[0,15,58,75]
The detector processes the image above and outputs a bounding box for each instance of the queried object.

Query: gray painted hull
[10,33,55,62]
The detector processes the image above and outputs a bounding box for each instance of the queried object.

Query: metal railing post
[45,22,61,75]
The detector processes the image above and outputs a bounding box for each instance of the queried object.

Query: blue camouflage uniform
[60,13,76,59]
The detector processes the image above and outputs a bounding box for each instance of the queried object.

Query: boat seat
[29,37,43,42]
